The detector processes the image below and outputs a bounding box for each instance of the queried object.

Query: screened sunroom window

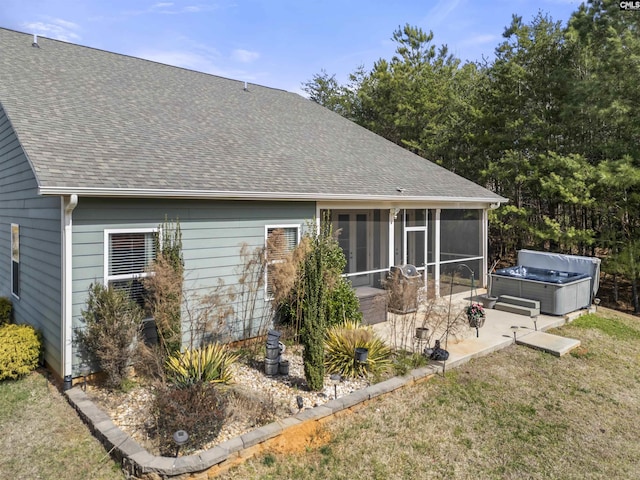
[105,230,157,308]
[265,226,300,297]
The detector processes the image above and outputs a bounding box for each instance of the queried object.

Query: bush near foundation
[0,323,41,380]
[77,283,143,389]
[0,297,12,326]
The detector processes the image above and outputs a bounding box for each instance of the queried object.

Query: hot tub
[490,265,591,315]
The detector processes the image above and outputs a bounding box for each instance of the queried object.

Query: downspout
[62,194,78,390]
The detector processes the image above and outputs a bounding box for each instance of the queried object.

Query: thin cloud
[134,47,264,84]
[145,3,219,15]
[425,0,464,29]
[231,49,260,63]
[460,34,499,46]
[21,19,81,42]
[135,49,218,73]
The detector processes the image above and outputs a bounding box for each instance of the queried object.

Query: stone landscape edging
[65,363,442,479]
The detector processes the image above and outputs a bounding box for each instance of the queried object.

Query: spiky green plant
[324,320,392,378]
[165,343,239,387]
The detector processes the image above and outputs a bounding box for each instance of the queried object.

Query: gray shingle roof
[0,28,505,203]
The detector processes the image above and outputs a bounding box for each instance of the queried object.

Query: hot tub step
[494,302,540,317]
[497,295,540,310]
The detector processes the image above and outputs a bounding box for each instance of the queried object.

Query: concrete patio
[372,289,590,368]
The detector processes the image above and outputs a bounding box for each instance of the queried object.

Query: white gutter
[61,194,78,390]
[39,186,507,205]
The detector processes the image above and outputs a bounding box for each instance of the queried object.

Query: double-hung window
[265,225,300,298]
[104,229,157,308]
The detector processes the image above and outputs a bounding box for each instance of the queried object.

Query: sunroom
[320,205,488,320]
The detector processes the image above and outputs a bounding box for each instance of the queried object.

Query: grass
[220,309,640,479]
[1,309,639,479]
[0,370,125,480]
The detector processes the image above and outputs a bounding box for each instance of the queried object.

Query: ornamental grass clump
[325,320,392,378]
[0,323,41,380]
[165,342,239,388]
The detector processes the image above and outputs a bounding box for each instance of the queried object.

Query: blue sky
[2,1,581,94]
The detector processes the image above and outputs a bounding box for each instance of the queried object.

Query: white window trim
[264,224,301,300]
[103,228,158,285]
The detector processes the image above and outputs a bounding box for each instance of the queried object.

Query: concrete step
[517,331,580,357]
[494,302,540,317]
[497,295,540,310]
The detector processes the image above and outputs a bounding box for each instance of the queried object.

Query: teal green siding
[71,197,314,357]
[0,105,62,374]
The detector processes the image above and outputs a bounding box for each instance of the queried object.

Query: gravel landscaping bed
[85,346,369,455]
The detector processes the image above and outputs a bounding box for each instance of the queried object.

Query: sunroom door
[337,212,370,287]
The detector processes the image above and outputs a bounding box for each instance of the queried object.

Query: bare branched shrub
[183,281,236,349]
[152,382,227,455]
[234,243,283,349]
[384,274,468,353]
[416,297,468,351]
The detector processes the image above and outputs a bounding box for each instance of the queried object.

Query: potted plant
[466,302,486,328]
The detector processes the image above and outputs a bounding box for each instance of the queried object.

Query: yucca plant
[324,320,392,378]
[166,343,239,387]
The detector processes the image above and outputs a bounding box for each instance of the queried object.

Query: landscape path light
[510,325,519,343]
[173,430,189,458]
[330,373,342,400]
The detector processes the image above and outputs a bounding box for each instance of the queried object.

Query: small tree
[78,283,143,389]
[300,228,328,391]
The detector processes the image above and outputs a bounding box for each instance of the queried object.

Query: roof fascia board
[38,187,508,205]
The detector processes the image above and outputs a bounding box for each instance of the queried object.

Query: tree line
[302,0,640,313]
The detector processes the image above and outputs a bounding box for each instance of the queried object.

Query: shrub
[152,382,227,455]
[0,324,41,380]
[77,283,143,389]
[326,277,362,326]
[165,343,238,388]
[145,218,184,357]
[0,297,12,326]
[324,320,392,378]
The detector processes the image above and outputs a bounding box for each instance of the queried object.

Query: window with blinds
[265,225,300,298]
[105,230,157,308]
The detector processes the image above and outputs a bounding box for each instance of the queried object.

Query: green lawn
[2,309,639,479]
[0,370,125,480]
[220,310,640,479]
